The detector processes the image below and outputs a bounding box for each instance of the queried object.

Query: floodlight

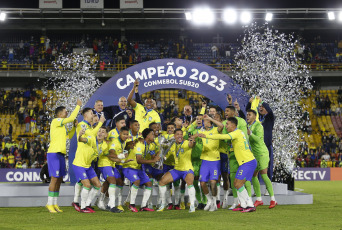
[222,9,237,24]
[192,7,215,25]
[240,11,252,24]
[327,11,335,21]
[0,12,6,21]
[265,12,273,21]
[185,12,192,21]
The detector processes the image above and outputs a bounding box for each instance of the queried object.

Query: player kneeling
[157,129,196,213]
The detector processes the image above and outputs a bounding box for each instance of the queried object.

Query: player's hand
[153,155,161,162]
[203,114,211,120]
[201,100,207,108]
[249,97,254,103]
[79,129,86,136]
[183,120,189,128]
[227,94,232,104]
[124,159,133,163]
[77,99,82,106]
[99,114,106,123]
[234,99,240,110]
[247,128,252,135]
[134,79,140,88]
[198,133,206,138]
[73,119,78,127]
[256,96,261,101]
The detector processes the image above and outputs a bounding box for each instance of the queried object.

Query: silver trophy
[153,135,176,170]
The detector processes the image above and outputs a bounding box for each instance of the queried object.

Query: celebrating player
[46,99,82,213]
[157,129,196,213]
[199,117,257,213]
[246,109,277,209]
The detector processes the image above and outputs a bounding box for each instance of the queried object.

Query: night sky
[0,0,341,8]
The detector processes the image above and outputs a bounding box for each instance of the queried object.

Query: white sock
[53,196,57,205]
[256,197,262,201]
[188,185,196,206]
[224,190,229,200]
[98,192,106,203]
[117,186,123,206]
[166,186,172,204]
[174,186,180,205]
[125,185,131,203]
[108,184,116,208]
[86,186,100,207]
[81,187,90,209]
[212,196,217,205]
[74,182,82,203]
[47,196,53,206]
[141,187,152,208]
[130,185,139,205]
[180,191,185,203]
[159,185,167,205]
[271,196,276,201]
[237,186,253,208]
[205,194,212,204]
[216,183,221,201]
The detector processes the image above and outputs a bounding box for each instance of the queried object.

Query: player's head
[119,126,129,142]
[55,106,67,118]
[82,108,94,123]
[209,106,217,116]
[149,122,159,137]
[171,117,182,128]
[97,126,107,141]
[142,128,155,143]
[92,114,99,125]
[259,104,267,115]
[130,120,140,133]
[166,123,176,134]
[226,117,238,132]
[115,116,126,129]
[183,105,192,115]
[144,98,153,110]
[214,113,222,122]
[196,114,203,126]
[246,109,257,124]
[174,129,184,143]
[151,99,157,110]
[94,100,103,113]
[118,96,127,110]
[225,106,236,118]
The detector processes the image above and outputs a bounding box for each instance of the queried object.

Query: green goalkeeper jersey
[185,124,203,162]
[248,121,269,157]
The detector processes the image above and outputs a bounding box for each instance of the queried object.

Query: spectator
[211,45,218,58]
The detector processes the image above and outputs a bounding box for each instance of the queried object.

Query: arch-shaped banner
[69,58,249,183]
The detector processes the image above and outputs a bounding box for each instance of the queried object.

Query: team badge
[148,117,152,121]
[111,144,115,147]
[83,172,87,178]
[56,171,59,176]
[133,175,138,179]
[57,118,61,121]
[137,147,141,151]
[81,124,87,129]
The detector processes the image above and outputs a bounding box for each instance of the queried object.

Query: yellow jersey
[108,138,126,167]
[97,141,112,167]
[72,134,98,168]
[8,155,15,164]
[133,103,161,132]
[108,127,120,141]
[128,130,142,142]
[47,105,80,154]
[207,129,255,166]
[198,127,221,161]
[173,140,193,171]
[123,141,144,169]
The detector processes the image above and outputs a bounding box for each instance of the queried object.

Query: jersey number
[238,170,243,176]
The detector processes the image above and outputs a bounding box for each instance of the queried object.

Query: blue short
[163,164,174,174]
[235,159,257,182]
[142,164,163,178]
[47,153,66,178]
[199,160,221,182]
[98,166,115,180]
[170,169,194,181]
[73,165,97,181]
[113,167,122,179]
[122,167,150,186]
[220,153,229,173]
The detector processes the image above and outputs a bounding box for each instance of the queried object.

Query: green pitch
[1,181,341,230]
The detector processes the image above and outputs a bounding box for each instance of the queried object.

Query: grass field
[1,181,342,230]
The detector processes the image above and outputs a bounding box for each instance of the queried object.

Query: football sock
[180,189,185,203]
[81,187,90,209]
[73,182,82,203]
[245,181,252,197]
[108,184,116,208]
[216,182,221,201]
[47,191,54,206]
[130,184,139,205]
[117,185,123,206]
[261,173,275,198]
[86,186,100,207]
[252,176,261,198]
[53,192,59,205]
[193,180,202,203]
[174,185,180,205]
[230,173,238,198]
[188,185,196,206]
[158,185,167,205]
[141,186,152,207]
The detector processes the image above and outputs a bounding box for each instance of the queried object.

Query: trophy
[153,135,175,170]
